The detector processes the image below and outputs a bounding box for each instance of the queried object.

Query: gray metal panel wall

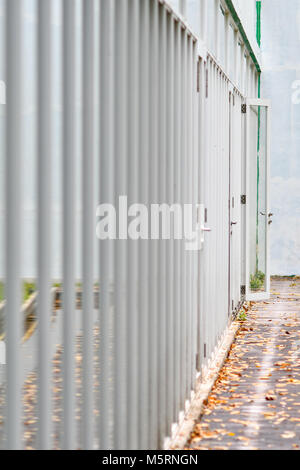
[1,0,259,451]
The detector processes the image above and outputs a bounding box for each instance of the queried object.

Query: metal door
[198,57,231,366]
[229,91,243,315]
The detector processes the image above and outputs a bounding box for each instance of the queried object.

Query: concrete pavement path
[186,277,300,450]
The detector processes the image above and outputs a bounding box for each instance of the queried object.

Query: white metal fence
[0,0,261,450]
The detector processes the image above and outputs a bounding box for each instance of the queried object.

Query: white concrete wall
[261,0,300,274]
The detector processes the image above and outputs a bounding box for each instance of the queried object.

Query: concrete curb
[165,319,242,450]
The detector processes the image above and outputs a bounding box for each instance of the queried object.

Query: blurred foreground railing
[1,0,258,450]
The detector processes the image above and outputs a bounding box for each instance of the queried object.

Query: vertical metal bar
[180,30,187,407]
[217,70,221,339]
[213,63,218,350]
[206,60,211,357]
[203,61,208,364]
[99,0,115,451]
[198,59,206,371]
[191,41,198,390]
[205,59,212,358]
[5,0,22,451]
[245,56,249,96]
[158,3,167,445]
[114,0,128,450]
[240,43,245,95]
[138,0,150,450]
[226,78,230,323]
[214,0,220,60]
[225,12,230,74]
[149,0,159,448]
[225,77,229,327]
[224,76,228,331]
[186,36,192,395]
[221,73,225,334]
[82,0,95,450]
[251,65,255,97]
[62,0,76,450]
[220,73,224,334]
[266,105,271,295]
[245,55,249,97]
[37,0,52,451]
[127,0,139,451]
[208,62,214,354]
[222,74,226,335]
[206,60,216,358]
[173,19,181,422]
[214,66,220,346]
[221,74,225,332]
[217,68,221,340]
[207,59,212,357]
[234,29,239,87]
[220,71,223,338]
[166,11,175,433]
[223,75,226,328]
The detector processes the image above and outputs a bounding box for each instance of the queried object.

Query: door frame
[245,98,271,301]
[228,90,233,316]
[229,90,243,315]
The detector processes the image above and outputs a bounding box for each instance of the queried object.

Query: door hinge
[205,69,208,98]
[241,104,247,114]
[241,285,246,296]
[241,195,246,205]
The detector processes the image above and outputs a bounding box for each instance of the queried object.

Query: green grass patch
[250,270,265,291]
[0,281,37,303]
[237,309,247,322]
[23,282,36,302]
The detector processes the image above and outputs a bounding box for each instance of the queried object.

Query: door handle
[201,226,212,232]
[261,212,274,218]
[231,221,238,226]
[261,212,274,217]
[268,220,273,225]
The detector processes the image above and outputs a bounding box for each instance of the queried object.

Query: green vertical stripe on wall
[257,1,262,98]
[225,0,261,73]
[256,3,262,271]
[256,1,262,47]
